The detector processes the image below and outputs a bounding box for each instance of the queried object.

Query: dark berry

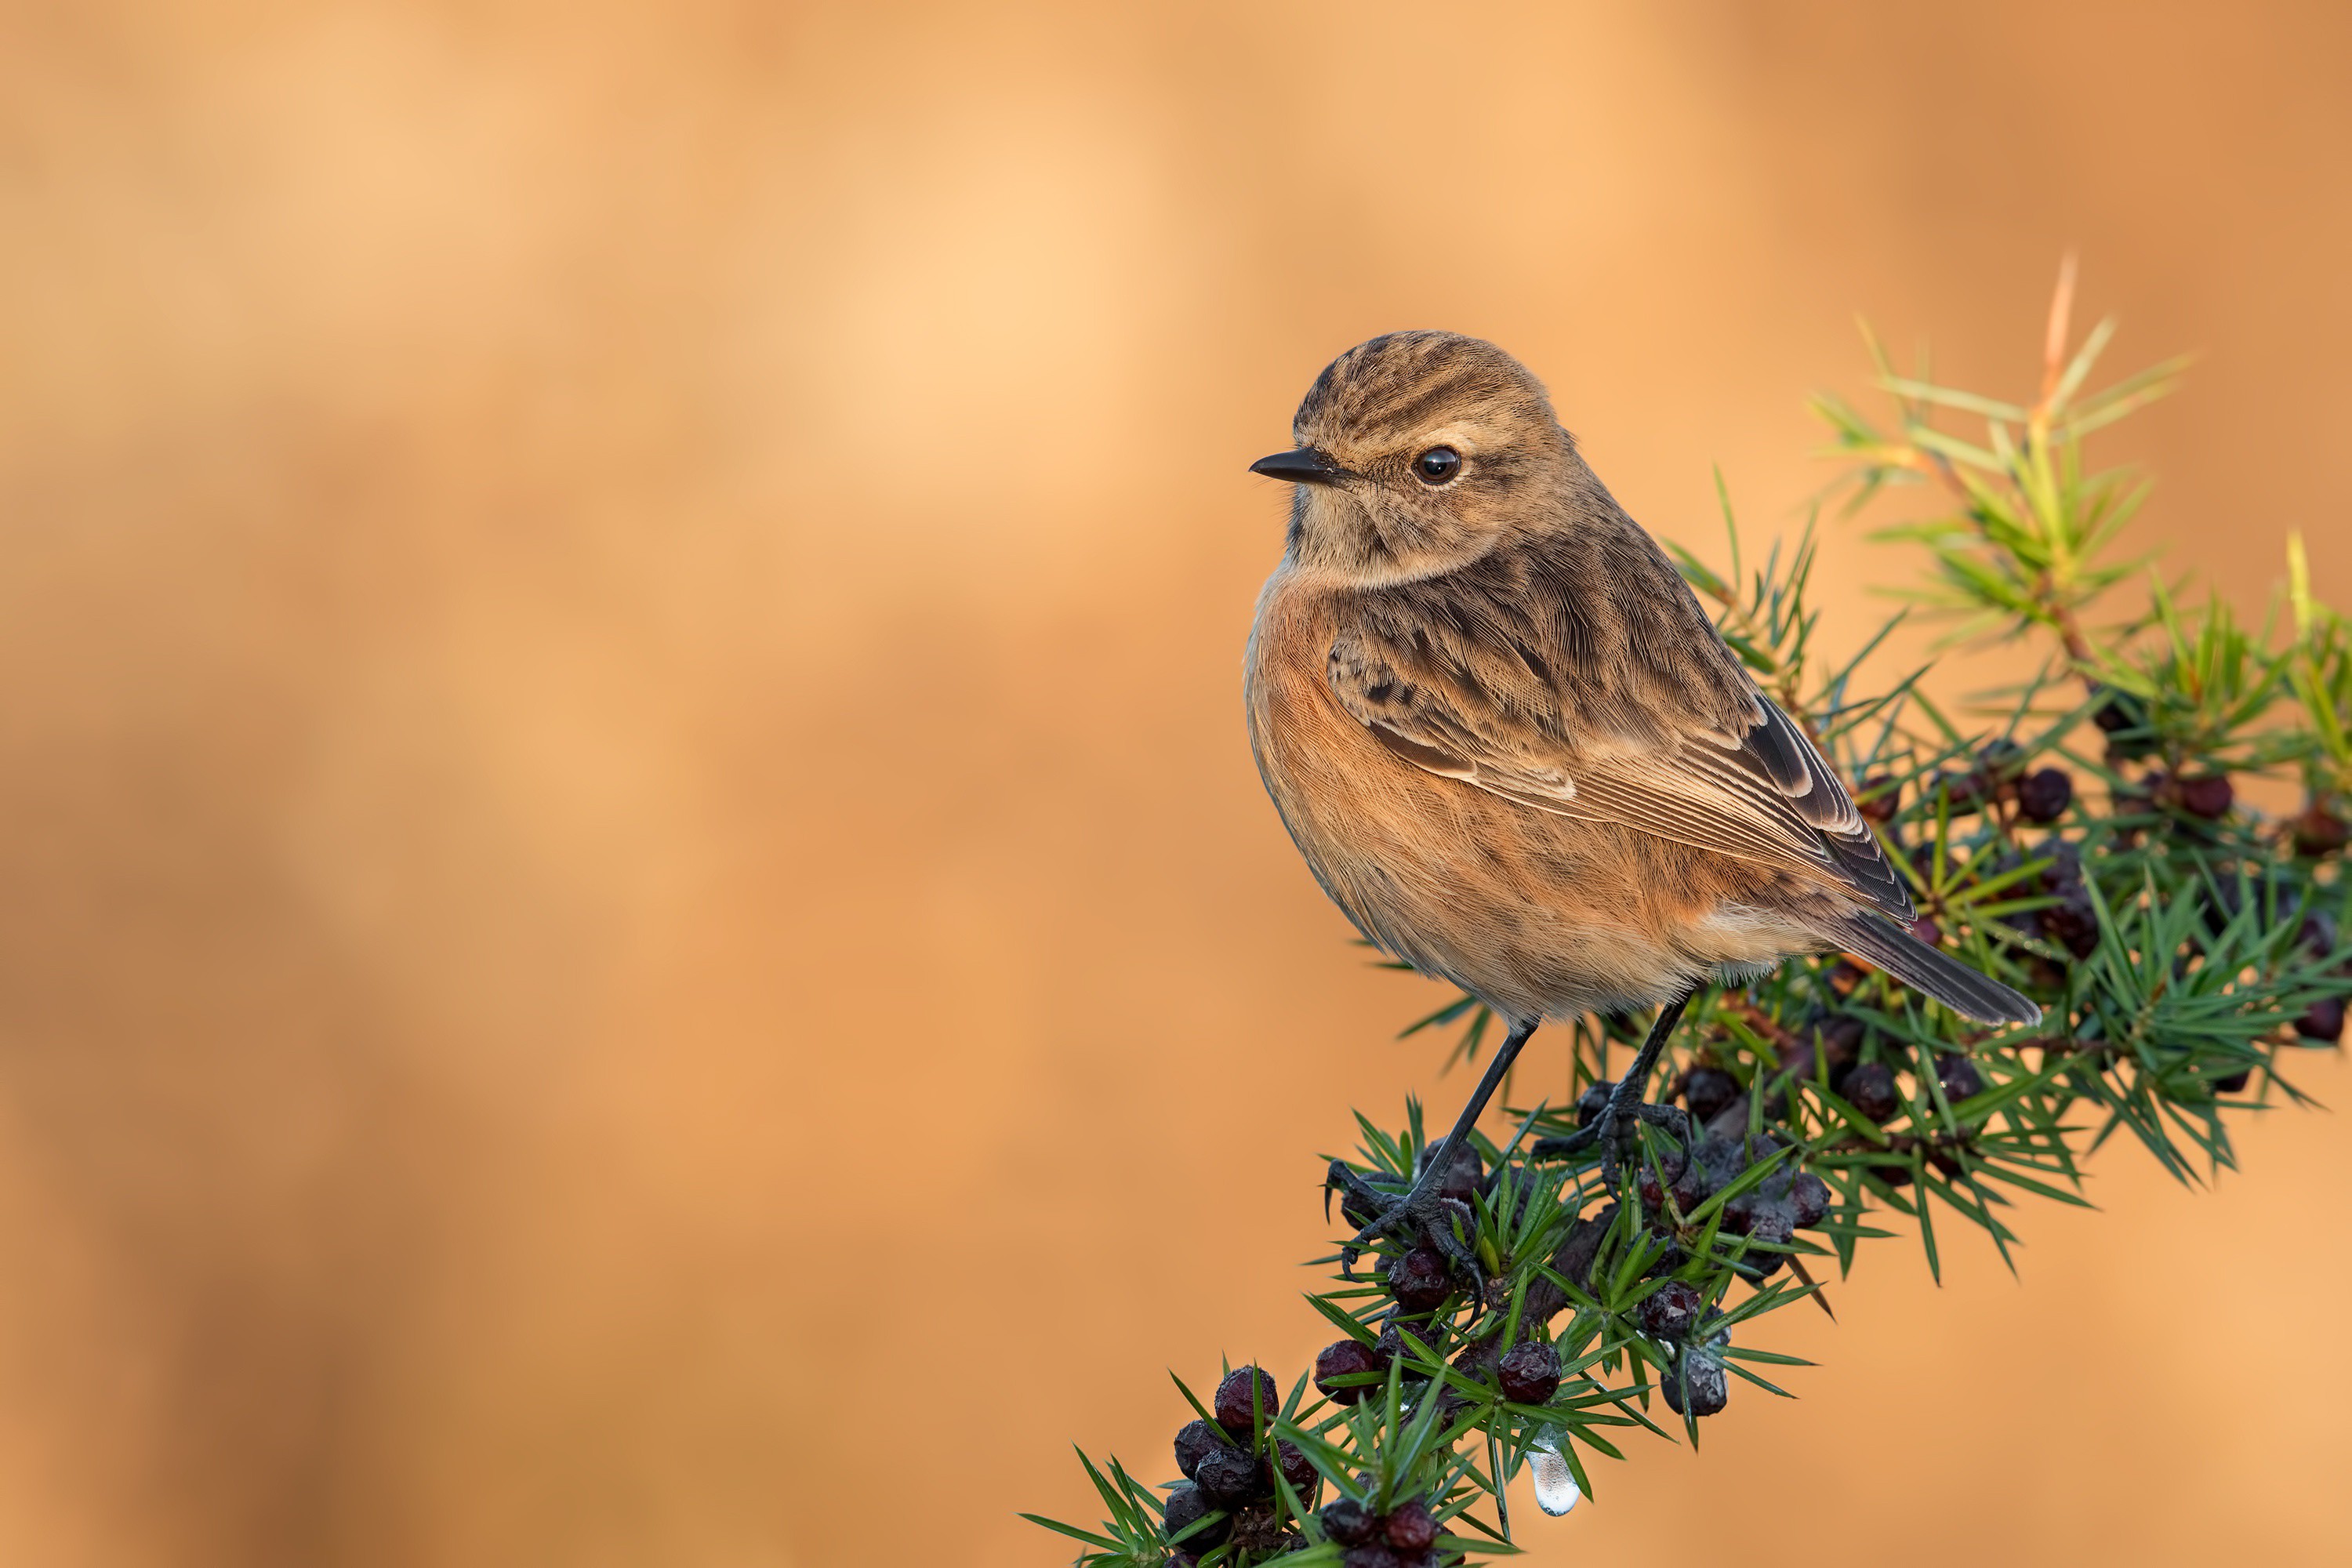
[2215,1067,2254,1094]
[1662,1352,1729,1417]
[1635,1142,1706,1215]
[1932,769,1989,815]
[2297,996,2346,1044]
[1174,1418,1224,1479]
[2043,894,2100,959]
[1842,1062,1900,1123]
[1743,1210,1794,1276]
[2087,685,2134,734]
[1497,1341,1563,1405]
[1927,1147,1964,1179]
[1935,1053,1985,1103]
[2177,773,2234,820]
[1229,1500,1291,1556]
[1382,1498,1439,1553]
[2301,909,2339,959]
[2201,866,2312,945]
[1320,1497,1378,1547]
[1386,1248,1454,1312]
[1679,1065,1740,1126]
[2003,903,2046,945]
[1776,1033,1820,1083]
[1314,1338,1386,1404]
[1720,1185,1759,1235]
[1637,1279,1704,1341]
[2292,803,2350,857]
[1193,1443,1265,1505]
[1213,1367,1279,1435]
[1163,1482,1229,1551]
[1909,915,1944,948]
[2036,838,2085,892]
[1639,1240,1693,1282]
[1876,1159,1916,1187]
[1857,774,1900,823]
[1778,1014,1860,1087]
[1705,1129,1785,1194]
[2016,767,2073,824]
[1819,1013,1866,1065]
[1692,1134,1748,1192]
[1978,738,2027,786]
[2089,684,2155,757]
[1784,1170,1831,1229]
[1341,1547,1401,1568]
[1276,1438,1318,1492]
[1435,1142,1483,1203]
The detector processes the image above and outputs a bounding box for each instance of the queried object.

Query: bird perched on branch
[1243,331,2038,1261]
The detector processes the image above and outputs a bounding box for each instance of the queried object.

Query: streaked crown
[1294,332,1556,454]
[1265,332,1575,585]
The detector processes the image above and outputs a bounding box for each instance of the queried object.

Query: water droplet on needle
[1529,1429,1581,1516]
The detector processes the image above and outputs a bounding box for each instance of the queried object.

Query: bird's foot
[1324,1154,1483,1288]
[1530,1089,1691,1185]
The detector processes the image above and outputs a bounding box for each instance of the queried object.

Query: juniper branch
[1036,285,2348,1568]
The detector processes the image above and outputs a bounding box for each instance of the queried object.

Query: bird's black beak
[1248,447,1343,485]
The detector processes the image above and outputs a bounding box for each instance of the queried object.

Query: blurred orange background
[1,2,2348,1564]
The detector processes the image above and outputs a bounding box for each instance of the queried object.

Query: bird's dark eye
[1414,446,1461,485]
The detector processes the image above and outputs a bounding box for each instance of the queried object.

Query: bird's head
[1251,331,1575,584]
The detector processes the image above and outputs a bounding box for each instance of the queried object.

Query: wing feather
[1323,531,1913,924]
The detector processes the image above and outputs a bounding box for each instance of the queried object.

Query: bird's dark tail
[1821,912,2042,1026]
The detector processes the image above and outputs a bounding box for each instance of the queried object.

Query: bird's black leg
[1539,992,1692,1183]
[1329,1015,1540,1278]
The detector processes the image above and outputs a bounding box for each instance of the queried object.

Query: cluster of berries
[2084,684,2352,860]
[2116,767,2235,823]
[1313,1327,1560,1410]
[1860,740,2074,833]
[1633,1280,1732,1416]
[1942,739,2072,824]
[1163,1367,1316,1563]
[1619,1074,1831,1276]
[1682,1022,1983,1193]
[2002,839,2101,964]
[2280,913,2345,1048]
[1853,747,2095,1008]
[2291,796,2350,857]
[1381,1247,1457,1315]
[1312,1334,1391,1405]
[2197,879,2349,1058]
[1332,1145,1486,1318]
[1316,1494,1453,1568]
[1685,1025,1909,1127]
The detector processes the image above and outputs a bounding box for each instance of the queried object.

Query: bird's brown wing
[1323,531,1914,923]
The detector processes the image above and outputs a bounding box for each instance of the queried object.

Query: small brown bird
[1243,332,2038,1254]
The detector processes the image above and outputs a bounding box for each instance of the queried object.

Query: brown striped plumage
[1244,332,2037,1029]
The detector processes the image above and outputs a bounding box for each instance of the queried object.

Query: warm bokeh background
[1,2,2348,1563]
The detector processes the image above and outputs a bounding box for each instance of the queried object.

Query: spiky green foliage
[1036,277,2348,1566]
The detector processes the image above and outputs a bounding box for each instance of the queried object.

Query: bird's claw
[1325,1159,1407,1258]
[1323,1157,1486,1296]
[1527,1098,1689,1185]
